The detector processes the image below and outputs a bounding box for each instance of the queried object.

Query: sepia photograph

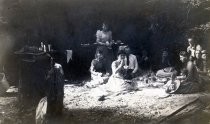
[0,0,210,124]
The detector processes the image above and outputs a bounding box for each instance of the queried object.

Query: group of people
[87,23,139,91]
[166,38,209,93]
[156,38,209,94]
[88,23,209,94]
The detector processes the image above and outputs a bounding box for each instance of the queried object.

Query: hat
[117,50,126,55]
[165,80,181,94]
[118,45,127,51]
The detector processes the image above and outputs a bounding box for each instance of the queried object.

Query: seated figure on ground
[197,50,210,85]
[166,51,202,94]
[194,49,204,72]
[105,50,136,92]
[187,38,202,61]
[139,50,151,71]
[87,49,110,88]
[201,50,209,74]
[196,50,209,75]
[156,50,177,79]
[124,46,139,79]
[90,49,110,78]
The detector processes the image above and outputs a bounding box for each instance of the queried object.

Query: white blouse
[96,30,112,43]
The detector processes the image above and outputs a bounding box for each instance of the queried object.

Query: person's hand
[124,65,129,69]
[176,75,186,80]
[105,73,110,77]
[131,72,135,78]
[105,41,110,46]
[119,60,125,68]
[144,57,148,61]
[97,73,103,76]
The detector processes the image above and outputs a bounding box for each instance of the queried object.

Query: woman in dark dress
[90,49,109,78]
[87,49,110,88]
[156,50,177,78]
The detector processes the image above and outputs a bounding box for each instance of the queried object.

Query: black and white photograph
[0,0,210,124]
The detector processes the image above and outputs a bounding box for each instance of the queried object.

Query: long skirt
[156,67,177,78]
[176,81,201,94]
[105,75,134,93]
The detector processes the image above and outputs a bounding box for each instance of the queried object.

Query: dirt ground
[61,84,210,124]
[1,92,210,124]
[0,97,35,124]
[1,83,210,124]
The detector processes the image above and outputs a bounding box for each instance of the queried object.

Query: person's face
[195,51,202,59]
[202,53,207,60]
[102,24,108,31]
[124,47,130,54]
[97,52,104,60]
[118,54,125,60]
[188,38,195,46]
[180,55,187,63]
[162,51,168,58]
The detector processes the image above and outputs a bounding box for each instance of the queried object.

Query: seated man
[156,50,177,78]
[166,51,202,94]
[124,46,139,79]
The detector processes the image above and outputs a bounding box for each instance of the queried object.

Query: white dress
[105,61,134,92]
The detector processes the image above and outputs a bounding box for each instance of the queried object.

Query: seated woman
[166,51,202,94]
[87,49,110,88]
[196,50,209,75]
[194,49,203,72]
[197,50,210,85]
[105,50,136,92]
[156,50,177,78]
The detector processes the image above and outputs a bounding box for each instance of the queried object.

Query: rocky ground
[1,82,210,124]
[0,94,35,124]
[60,82,210,124]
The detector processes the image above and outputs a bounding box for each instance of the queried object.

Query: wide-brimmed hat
[165,80,181,94]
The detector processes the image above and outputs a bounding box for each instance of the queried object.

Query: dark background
[0,0,210,83]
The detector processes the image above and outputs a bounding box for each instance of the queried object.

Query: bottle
[40,42,44,51]
[43,45,46,52]
[48,44,51,52]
